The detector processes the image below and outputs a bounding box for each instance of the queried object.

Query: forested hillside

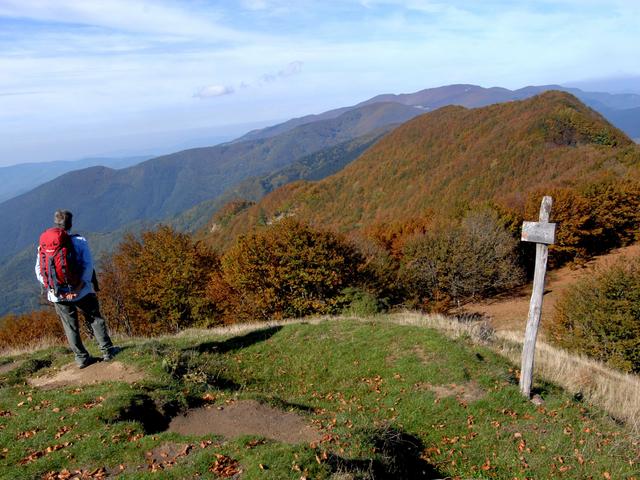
[0,102,422,261]
[208,91,639,250]
[0,130,391,317]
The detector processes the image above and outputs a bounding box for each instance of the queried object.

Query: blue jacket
[35,233,95,303]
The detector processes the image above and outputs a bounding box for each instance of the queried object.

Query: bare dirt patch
[461,244,640,335]
[414,380,486,403]
[28,361,145,389]
[0,360,23,375]
[168,399,323,444]
[412,345,436,364]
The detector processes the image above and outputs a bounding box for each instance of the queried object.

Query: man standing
[36,210,118,368]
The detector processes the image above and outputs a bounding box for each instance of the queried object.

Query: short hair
[54,210,73,230]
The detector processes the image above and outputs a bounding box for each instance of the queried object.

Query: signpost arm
[519,196,553,398]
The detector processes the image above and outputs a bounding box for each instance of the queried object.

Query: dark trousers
[54,293,114,366]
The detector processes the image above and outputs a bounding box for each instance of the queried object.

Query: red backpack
[39,227,82,296]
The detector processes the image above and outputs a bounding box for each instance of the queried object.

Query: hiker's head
[54,210,73,231]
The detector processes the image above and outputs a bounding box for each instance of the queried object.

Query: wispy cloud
[196,61,304,99]
[194,85,235,99]
[260,61,304,83]
[0,90,45,96]
[0,0,243,41]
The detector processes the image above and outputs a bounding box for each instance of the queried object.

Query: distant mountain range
[0,155,150,203]
[206,91,639,249]
[240,83,640,142]
[1,83,639,317]
[0,101,422,264]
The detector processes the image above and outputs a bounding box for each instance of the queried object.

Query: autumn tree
[400,209,524,310]
[99,225,221,335]
[524,181,640,267]
[221,219,363,321]
[552,255,640,373]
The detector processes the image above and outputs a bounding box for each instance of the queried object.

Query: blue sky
[1,0,639,166]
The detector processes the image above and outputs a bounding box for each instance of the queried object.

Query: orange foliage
[99,225,222,335]
[207,92,640,254]
[0,309,65,350]
[221,219,363,321]
[363,216,433,258]
[523,181,640,267]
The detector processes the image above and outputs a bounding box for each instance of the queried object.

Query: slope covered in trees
[208,92,639,252]
[0,102,421,261]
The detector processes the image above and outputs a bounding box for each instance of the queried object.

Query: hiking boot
[78,357,97,369]
[103,346,121,362]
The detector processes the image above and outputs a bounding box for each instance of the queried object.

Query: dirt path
[462,244,640,335]
[168,399,323,444]
[28,360,145,389]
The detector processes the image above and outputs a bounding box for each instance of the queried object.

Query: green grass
[0,318,638,479]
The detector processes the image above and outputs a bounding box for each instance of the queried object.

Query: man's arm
[35,247,44,285]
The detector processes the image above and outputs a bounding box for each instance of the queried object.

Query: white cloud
[194,85,235,99]
[1,0,640,164]
[0,0,248,41]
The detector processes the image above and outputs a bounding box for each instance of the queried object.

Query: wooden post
[519,196,556,398]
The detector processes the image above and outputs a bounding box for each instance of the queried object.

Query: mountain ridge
[206,91,639,249]
[240,84,640,142]
[0,155,149,203]
[0,101,422,261]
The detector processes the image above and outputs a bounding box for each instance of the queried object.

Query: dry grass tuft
[496,329,640,432]
[0,336,64,358]
[385,310,640,432]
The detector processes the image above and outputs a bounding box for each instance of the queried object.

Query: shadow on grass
[100,393,170,434]
[327,427,444,479]
[192,326,283,354]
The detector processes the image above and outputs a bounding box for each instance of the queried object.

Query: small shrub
[99,225,222,335]
[552,256,640,373]
[161,348,228,389]
[351,236,403,305]
[400,209,524,310]
[221,219,363,320]
[339,287,386,317]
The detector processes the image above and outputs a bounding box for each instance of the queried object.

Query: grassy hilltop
[1,316,638,479]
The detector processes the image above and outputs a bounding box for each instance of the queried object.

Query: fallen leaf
[245,439,266,449]
[209,454,241,478]
[55,426,72,439]
[19,450,44,465]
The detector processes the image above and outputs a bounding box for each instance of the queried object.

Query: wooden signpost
[519,196,556,398]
